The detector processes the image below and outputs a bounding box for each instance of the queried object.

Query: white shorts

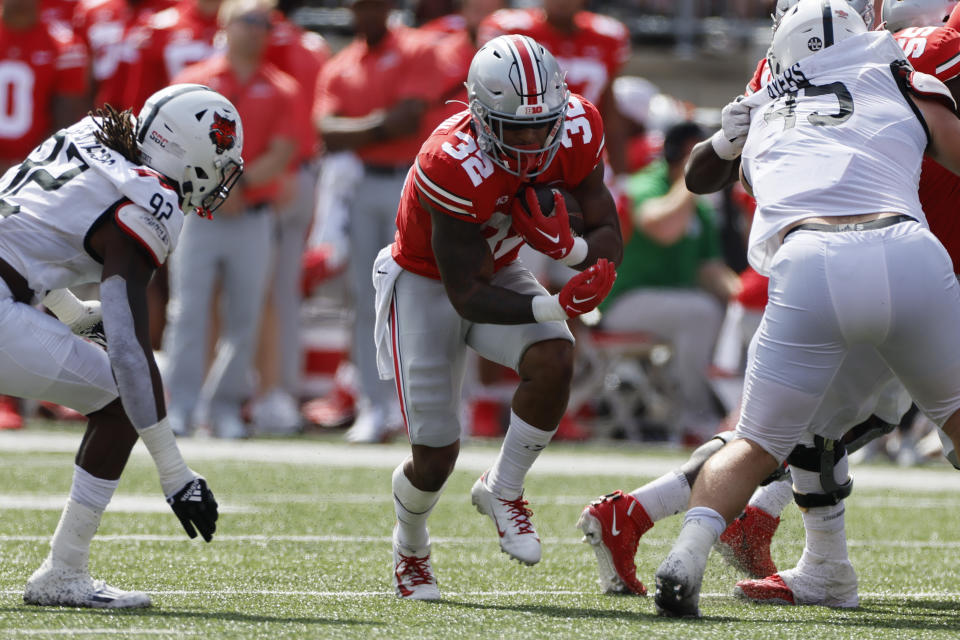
[388,261,573,447]
[736,221,960,462]
[0,283,117,415]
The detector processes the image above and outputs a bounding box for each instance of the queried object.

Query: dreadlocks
[90,104,140,163]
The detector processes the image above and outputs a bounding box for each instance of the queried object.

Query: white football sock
[392,463,444,551]
[629,470,690,522]
[69,465,119,512]
[747,476,794,517]
[48,498,103,572]
[484,410,556,500]
[799,502,849,566]
[791,454,851,566]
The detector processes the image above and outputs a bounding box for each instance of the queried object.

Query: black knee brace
[786,436,853,508]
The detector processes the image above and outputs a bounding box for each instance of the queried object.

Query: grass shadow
[0,605,377,628]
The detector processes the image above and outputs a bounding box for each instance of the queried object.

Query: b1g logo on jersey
[208,112,237,155]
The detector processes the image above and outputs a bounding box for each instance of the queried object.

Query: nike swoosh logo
[611,509,621,536]
[536,228,560,243]
[571,294,597,304]
[492,513,506,537]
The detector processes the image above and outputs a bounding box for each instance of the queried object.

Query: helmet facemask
[466,35,570,179]
[470,99,567,178]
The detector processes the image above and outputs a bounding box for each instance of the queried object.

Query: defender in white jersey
[654,0,960,618]
[0,83,242,609]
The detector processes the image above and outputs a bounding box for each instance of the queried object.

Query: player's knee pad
[679,430,734,484]
[787,436,852,508]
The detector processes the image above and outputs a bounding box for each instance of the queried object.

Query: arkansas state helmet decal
[209,112,238,154]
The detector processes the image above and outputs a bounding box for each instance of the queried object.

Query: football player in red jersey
[122,0,221,111]
[72,0,175,110]
[0,0,88,172]
[478,0,631,174]
[379,35,621,600]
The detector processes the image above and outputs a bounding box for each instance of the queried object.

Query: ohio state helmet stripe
[505,35,541,106]
[821,0,834,48]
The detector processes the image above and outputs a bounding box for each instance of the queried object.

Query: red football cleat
[576,490,653,595]
[733,573,796,605]
[0,396,22,430]
[716,505,779,578]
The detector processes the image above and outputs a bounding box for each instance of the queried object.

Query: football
[523,184,585,236]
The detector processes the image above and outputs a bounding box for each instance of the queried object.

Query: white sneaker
[345,407,388,444]
[24,559,151,609]
[393,528,440,601]
[470,472,541,566]
[251,389,302,434]
[212,412,247,440]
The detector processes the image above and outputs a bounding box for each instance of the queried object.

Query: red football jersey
[893,25,960,270]
[122,0,219,111]
[478,9,629,105]
[393,94,605,279]
[0,19,88,163]
[73,0,174,109]
[40,0,80,24]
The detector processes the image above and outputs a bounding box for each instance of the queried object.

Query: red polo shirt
[265,11,329,165]
[314,26,445,168]
[174,55,299,206]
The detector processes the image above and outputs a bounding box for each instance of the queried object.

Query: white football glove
[711,96,751,160]
[69,300,106,348]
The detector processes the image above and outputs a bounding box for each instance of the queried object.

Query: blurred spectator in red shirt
[0,0,88,172]
[72,0,174,110]
[123,0,221,111]
[162,0,297,439]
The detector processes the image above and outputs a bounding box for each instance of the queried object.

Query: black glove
[166,476,218,542]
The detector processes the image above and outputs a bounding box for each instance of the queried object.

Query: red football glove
[558,259,617,317]
[511,186,575,260]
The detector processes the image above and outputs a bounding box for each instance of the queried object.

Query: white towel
[372,246,403,380]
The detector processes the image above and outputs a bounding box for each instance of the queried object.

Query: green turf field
[0,425,958,639]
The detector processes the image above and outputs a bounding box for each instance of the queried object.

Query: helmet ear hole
[195,167,209,179]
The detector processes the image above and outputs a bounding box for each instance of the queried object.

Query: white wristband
[559,237,589,267]
[139,417,195,498]
[532,294,568,322]
[43,289,85,326]
[710,130,743,161]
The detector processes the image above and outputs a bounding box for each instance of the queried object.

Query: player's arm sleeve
[98,219,166,431]
[947,3,960,31]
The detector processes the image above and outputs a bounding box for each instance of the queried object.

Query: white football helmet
[466,34,569,177]
[774,0,875,28]
[136,84,244,217]
[768,0,869,75]
[882,0,957,31]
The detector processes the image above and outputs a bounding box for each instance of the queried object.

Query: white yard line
[0,494,254,514]
[7,632,193,637]
[3,431,960,491]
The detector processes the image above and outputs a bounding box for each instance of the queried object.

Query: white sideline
[2,431,960,491]
[9,632,193,637]
[3,589,960,600]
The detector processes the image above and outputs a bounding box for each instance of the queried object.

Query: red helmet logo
[209,112,237,154]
